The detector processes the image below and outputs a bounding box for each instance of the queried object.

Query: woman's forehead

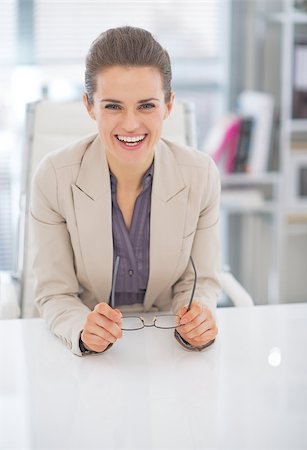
[95,66,164,97]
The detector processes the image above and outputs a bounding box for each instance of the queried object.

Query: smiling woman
[30,26,221,357]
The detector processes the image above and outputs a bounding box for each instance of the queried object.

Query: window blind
[34,0,224,63]
[0,147,12,270]
[0,2,16,270]
[0,0,17,65]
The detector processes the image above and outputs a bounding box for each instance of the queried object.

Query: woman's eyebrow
[137,98,160,103]
[100,98,122,103]
[100,97,160,103]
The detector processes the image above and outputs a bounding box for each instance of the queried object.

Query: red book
[203,115,241,174]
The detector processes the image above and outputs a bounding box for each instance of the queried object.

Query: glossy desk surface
[1,303,307,450]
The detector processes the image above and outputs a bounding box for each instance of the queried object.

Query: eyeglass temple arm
[110,256,120,309]
[186,256,197,311]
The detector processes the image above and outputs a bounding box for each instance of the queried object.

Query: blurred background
[0,0,307,317]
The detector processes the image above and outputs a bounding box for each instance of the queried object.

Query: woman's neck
[107,155,154,193]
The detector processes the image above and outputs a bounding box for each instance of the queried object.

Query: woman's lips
[114,134,147,151]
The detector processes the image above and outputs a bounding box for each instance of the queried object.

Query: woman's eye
[105,104,121,110]
[139,103,155,110]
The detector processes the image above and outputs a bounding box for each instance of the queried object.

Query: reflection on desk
[1,303,307,450]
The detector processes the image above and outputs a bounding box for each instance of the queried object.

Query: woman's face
[83,65,174,168]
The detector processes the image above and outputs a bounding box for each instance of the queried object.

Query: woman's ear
[164,91,175,120]
[82,92,96,121]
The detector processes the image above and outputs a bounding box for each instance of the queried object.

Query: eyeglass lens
[121,315,182,331]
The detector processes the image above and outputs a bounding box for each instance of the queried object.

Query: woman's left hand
[176,301,218,348]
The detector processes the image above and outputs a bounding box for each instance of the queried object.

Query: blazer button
[128,269,134,276]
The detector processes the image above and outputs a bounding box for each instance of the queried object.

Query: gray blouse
[109,163,154,307]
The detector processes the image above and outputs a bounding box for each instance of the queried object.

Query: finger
[85,322,118,344]
[179,314,214,335]
[82,331,110,352]
[181,320,212,340]
[180,303,211,325]
[179,303,203,324]
[176,306,188,318]
[177,318,206,339]
[193,326,218,345]
[85,310,122,339]
[95,302,122,323]
[91,313,122,339]
[178,308,207,333]
[180,327,217,348]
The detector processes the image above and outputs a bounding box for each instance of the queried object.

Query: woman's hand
[81,303,123,353]
[176,301,218,348]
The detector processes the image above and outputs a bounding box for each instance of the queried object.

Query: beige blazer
[30,134,221,355]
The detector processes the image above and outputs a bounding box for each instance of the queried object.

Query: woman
[31,26,221,356]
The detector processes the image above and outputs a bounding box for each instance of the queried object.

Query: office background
[0,0,306,312]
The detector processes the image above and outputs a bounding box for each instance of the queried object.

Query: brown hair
[85,26,172,105]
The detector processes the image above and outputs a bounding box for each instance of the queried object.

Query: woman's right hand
[81,303,123,353]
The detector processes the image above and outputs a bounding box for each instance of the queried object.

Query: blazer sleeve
[30,156,90,356]
[171,157,222,316]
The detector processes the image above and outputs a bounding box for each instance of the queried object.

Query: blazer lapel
[144,139,189,311]
[72,135,113,304]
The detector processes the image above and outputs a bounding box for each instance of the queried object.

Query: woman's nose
[121,110,141,131]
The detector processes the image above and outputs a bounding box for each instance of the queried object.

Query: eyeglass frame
[120,314,181,331]
[110,255,197,331]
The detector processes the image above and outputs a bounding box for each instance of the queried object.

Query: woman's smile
[114,133,148,151]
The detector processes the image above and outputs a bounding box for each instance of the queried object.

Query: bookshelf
[269,0,307,218]
[221,173,280,213]
[221,172,280,185]
[211,0,307,305]
[268,11,307,24]
[289,119,307,132]
[220,172,282,305]
[274,0,307,305]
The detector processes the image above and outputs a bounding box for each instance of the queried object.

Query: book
[237,91,274,174]
[294,0,307,13]
[233,117,254,173]
[292,41,307,119]
[203,114,241,174]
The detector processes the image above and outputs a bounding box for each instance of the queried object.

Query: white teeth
[117,134,146,143]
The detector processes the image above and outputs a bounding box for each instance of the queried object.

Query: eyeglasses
[110,255,197,331]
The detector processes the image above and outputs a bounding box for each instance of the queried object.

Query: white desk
[1,304,307,450]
